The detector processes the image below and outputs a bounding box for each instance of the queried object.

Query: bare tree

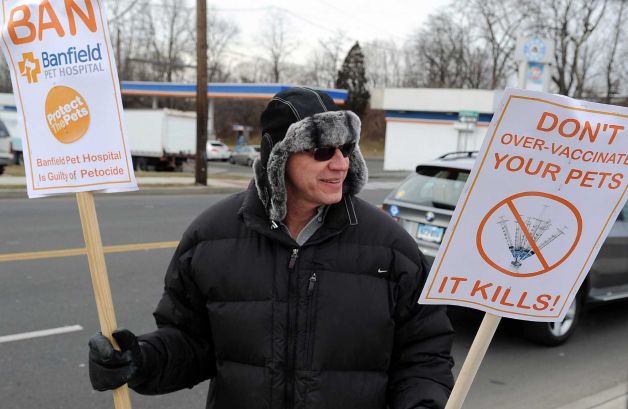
[317,31,348,88]
[405,11,471,88]
[146,0,195,82]
[300,31,348,88]
[363,40,405,88]
[105,0,146,79]
[259,9,298,83]
[525,0,608,97]
[602,0,626,102]
[300,53,326,87]
[234,57,268,83]
[457,0,522,89]
[463,46,492,88]
[207,7,239,82]
[401,0,619,98]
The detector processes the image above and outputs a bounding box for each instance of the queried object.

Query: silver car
[230,145,260,167]
[383,151,628,346]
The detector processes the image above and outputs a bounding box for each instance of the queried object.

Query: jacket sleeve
[387,249,455,409]
[129,241,216,395]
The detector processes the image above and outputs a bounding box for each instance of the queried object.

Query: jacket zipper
[288,248,299,269]
[308,273,317,293]
[305,273,318,367]
[286,248,299,409]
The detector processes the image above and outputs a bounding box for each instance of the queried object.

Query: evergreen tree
[335,42,370,118]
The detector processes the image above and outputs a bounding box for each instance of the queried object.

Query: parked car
[0,117,13,175]
[230,145,260,167]
[382,151,628,346]
[207,140,231,161]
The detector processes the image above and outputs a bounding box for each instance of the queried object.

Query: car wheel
[247,158,254,167]
[522,292,581,346]
[0,165,4,175]
[229,157,235,164]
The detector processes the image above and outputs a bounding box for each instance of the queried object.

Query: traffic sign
[459,110,479,121]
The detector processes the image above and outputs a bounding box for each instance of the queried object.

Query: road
[203,157,410,180]
[1,191,627,409]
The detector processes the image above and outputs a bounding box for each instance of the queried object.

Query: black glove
[88,329,144,391]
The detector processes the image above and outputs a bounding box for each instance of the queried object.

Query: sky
[206,0,453,64]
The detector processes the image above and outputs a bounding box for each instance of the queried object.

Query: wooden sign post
[444,314,501,409]
[77,191,132,409]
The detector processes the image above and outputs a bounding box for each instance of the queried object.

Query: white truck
[2,107,198,172]
[0,116,11,174]
[124,109,197,171]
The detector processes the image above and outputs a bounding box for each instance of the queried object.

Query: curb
[0,185,244,199]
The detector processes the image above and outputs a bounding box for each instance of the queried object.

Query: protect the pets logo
[18,52,41,84]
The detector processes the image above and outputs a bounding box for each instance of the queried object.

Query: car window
[210,142,223,147]
[392,166,470,210]
[253,146,260,152]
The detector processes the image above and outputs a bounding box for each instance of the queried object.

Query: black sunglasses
[310,143,356,161]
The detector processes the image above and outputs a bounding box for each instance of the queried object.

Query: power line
[213,5,338,35]
[314,0,406,42]
[213,4,395,40]
[210,6,271,12]
[276,7,340,35]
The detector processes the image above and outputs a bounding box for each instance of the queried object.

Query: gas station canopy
[121,82,348,105]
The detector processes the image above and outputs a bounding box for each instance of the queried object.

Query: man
[89,87,455,409]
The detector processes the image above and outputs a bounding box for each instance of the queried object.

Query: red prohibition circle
[476,191,583,278]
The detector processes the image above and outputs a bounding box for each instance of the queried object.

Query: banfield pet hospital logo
[8,1,103,83]
[18,52,41,84]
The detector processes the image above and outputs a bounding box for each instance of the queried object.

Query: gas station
[120,82,347,140]
[370,37,553,171]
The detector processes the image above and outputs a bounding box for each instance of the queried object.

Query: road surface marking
[0,325,84,344]
[0,241,179,263]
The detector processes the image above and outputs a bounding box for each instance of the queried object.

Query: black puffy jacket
[132,183,454,409]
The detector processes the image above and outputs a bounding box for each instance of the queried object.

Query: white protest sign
[0,0,137,197]
[420,88,628,322]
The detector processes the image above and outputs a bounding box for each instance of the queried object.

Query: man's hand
[88,329,144,391]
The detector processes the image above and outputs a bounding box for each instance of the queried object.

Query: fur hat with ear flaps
[253,87,368,222]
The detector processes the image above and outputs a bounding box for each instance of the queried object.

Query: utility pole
[195,0,208,185]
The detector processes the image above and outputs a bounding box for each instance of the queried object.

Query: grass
[359,138,386,158]
[5,165,25,176]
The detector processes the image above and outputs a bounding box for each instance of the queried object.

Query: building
[370,88,502,170]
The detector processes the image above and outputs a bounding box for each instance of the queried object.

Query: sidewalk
[0,168,408,196]
[0,175,252,197]
[0,175,253,186]
[554,383,627,409]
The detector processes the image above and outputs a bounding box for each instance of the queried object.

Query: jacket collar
[239,180,358,246]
